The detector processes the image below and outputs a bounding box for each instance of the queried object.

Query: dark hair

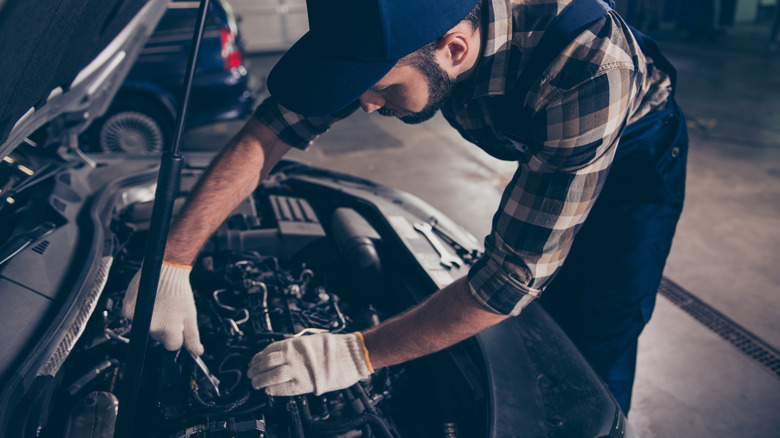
[398,0,483,68]
[462,0,484,30]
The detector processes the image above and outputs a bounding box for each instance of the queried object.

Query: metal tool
[414,222,462,269]
[191,353,221,398]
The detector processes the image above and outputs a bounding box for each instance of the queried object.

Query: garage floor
[183,23,780,438]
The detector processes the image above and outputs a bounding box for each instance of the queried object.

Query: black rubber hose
[190,387,251,414]
[308,413,394,438]
[288,399,306,438]
[298,397,314,422]
[364,414,396,438]
[352,384,377,415]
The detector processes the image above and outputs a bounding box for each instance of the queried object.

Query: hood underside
[0,0,167,157]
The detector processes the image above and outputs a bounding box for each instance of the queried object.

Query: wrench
[191,353,221,398]
[413,222,462,269]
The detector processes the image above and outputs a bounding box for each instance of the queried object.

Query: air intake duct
[330,208,383,303]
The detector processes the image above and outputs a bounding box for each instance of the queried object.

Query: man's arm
[363,276,507,369]
[164,117,291,265]
[248,275,508,395]
[121,117,290,355]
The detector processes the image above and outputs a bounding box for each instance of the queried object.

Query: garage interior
[180,3,780,438]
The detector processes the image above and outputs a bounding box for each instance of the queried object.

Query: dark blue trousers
[540,97,688,414]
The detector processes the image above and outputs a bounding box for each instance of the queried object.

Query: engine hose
[365,414,396,438]
[352,384,377,415]
[190,386,251,414]
[287,399,306,438]
[298,397,314,422]
[308,413,394,438]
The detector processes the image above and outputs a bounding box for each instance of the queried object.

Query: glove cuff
[162,260,193,270]
[340,333,372,384]
[353,332,374,374]
[159,262,194,298]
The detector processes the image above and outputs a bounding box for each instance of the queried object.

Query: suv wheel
[95,98,173,154]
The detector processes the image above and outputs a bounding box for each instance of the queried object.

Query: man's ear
[436,22,479,74]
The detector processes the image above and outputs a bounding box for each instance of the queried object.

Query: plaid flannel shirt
[254,0,672,316]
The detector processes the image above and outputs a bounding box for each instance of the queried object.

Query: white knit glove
[122,261,204,356]
[248,332,374,396]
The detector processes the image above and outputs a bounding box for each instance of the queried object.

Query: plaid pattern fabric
[445,0,671,316]
[253,0,672,316]
[253,97,359,149]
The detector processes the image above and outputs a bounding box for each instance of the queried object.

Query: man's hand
[248,332,374,396]
[122,261,204,356]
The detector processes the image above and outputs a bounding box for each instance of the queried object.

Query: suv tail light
[220,27,242,70]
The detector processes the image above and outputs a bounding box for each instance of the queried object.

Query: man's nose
[359,91,385,113]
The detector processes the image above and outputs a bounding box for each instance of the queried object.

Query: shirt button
[670,147,680,158]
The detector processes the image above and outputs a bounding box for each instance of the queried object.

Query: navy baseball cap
[267,0,479,116]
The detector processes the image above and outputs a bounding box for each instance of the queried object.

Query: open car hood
[0,0,167,158]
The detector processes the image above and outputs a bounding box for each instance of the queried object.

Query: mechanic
[122,0,687,414]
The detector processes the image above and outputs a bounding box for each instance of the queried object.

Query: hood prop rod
[114,0,211,436]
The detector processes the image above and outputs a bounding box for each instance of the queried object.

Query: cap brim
[267,32,399,116]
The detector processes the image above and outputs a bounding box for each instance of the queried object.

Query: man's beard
[377,58,456,125]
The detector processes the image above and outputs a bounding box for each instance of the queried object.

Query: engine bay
[41,168,487,438]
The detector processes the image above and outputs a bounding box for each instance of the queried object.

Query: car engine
[42,174,481,438]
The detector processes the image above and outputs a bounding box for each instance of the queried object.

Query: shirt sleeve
[467,67,635,316]
[253,96,360,149]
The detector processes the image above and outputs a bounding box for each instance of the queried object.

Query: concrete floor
[183,23,780,438]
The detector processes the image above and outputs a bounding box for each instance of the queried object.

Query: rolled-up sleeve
[468,68,635,315]
[253,96,359,149]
